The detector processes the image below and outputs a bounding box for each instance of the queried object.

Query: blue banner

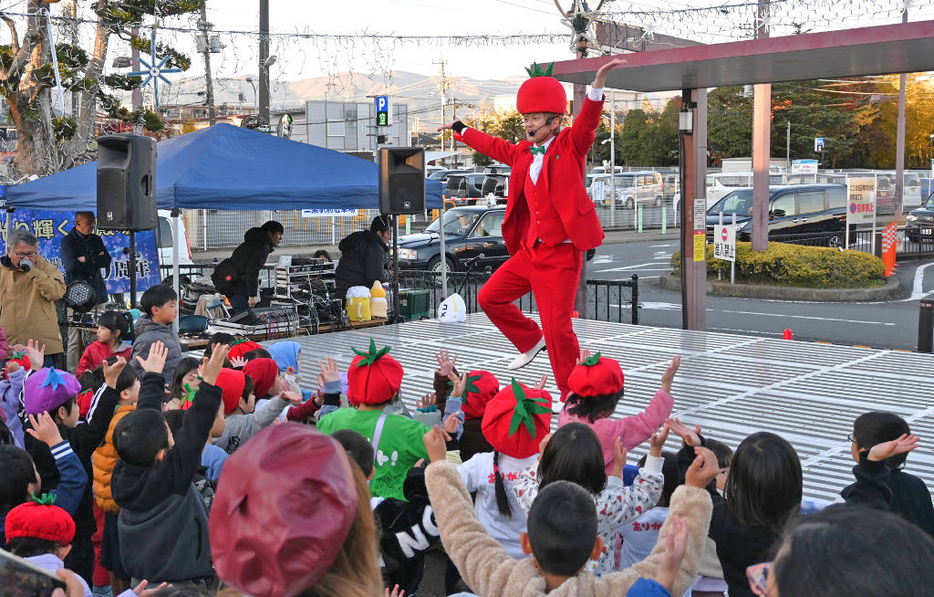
[0,209,161,294]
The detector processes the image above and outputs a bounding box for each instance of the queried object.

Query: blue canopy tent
[6,123,443,210]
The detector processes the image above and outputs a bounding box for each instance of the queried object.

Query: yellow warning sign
[693,231,706,262]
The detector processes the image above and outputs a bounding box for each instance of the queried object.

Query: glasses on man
[746,561,774,597]
[13,251,38,258]
[847,433,858,444]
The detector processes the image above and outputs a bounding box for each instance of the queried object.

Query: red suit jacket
[460,95,606,254]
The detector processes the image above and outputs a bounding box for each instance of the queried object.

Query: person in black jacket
[214,220,283,314]
[335,216,390,300]
[61,212,112,371]
[111,341,227,585]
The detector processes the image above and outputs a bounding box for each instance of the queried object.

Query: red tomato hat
[347,338,403,406]
[216,368,248,415]
[5,496,76,545]
[566,352,625,400]
[228,339,262,362]
[243,358,279,399]
[516,62,568,115]
[481,379,553,459]
[457,370,500,420]
[210,424,358,597]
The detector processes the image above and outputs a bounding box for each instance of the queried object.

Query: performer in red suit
[440,59,624,400]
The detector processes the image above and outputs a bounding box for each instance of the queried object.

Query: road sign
[591,180,605,202]
[375,95,391,127]
[846,176,877,226]
[713,224,736,262]
[814,137,824,152]
[791,159,818,175]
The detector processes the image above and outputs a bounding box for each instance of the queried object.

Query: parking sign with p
[376,95,391,127]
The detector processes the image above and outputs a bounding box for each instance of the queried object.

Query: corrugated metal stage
[282,313,934,502]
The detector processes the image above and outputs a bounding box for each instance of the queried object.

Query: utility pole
[433,57,447,153]
[786,120,791,169]
[895,7,908,219]
[199,2,216,126]
[751,0,771,252]
[132,26,142,112]
[61,0,79,115]
[259,0,270,126]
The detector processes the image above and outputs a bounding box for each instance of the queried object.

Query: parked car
[906,191,934,242]
[484,163,511,174]
[600,171,665,209]
[445,173,489,205]
[481,174,508,199]
[155,209,194,266]
[705,184,848,247]
[395,206,508,273]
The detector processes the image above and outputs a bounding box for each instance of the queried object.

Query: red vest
[524,169,569,249]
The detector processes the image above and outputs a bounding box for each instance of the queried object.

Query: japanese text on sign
[846,177,877,226]
[713,225,736,262]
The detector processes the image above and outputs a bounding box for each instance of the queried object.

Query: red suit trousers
[478,242,582,398]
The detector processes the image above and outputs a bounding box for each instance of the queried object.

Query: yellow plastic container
[345,286,371,322]
[370,281,388,319]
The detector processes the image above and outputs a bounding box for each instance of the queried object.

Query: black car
[396,206,508,273]
[706,184,848,247]
[445,173,489,205]
[906,191,934,242]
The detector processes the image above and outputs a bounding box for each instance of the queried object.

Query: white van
[156,210,193,266]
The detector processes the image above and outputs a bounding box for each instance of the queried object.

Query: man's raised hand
[594,58,627,88]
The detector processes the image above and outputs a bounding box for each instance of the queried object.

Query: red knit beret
[516,63,568,115]
[243,358,279,399]
[210,424,358,597]
[347,339,403,406]
[459,370,500,421]
[566,353,625,400]
[216,368,248,415]
[228,340,262,362]
[5,499,76,545]
[482,379,553,459]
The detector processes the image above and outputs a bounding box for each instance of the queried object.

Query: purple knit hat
[24,368,82,415]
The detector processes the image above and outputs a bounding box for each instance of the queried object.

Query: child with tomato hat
[317,339,461,501]
[440,58,625,400]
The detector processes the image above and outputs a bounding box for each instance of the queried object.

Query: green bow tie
[529,145,546,156]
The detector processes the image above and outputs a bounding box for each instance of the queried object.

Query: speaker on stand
[96,134,157,308]
[379,147,425,322]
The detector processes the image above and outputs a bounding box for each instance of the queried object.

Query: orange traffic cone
[783,329,793,340]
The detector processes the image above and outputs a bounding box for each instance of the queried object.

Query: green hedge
[670,242,885,288]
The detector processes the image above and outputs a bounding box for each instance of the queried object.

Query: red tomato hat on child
[516,62,568,115]
[228,339,262,362]
[24,368,82,416]
[243,358,279,399]
[216,368,248,415]
[457,370,500,421]
[481,379,553,459]
[210,424,358,597]
[5,496,76,545]
[347,338,403,406]
[566,352,625,400]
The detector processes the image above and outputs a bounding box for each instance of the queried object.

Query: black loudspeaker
[97,134,157,231]
[379,147,425,215]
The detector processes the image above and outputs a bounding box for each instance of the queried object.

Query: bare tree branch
[0,13,20,53]
[553,0,567,16]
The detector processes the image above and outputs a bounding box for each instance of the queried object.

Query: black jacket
[335,230,388,299]
[841,461,934,537]
[223,227,274,297]
[60,228,112,304]
[111,372,221,582]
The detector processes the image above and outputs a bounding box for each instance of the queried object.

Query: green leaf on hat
[582,352,602,366]
[10,350,26,360]
[31,493,57,506]
[524,62,554,78]
[352,338,392,367]
[230,338,251,347]
[507,378,549,440]
[446,373,483,402]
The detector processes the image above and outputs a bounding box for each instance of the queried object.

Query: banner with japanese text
[0,209,161,294]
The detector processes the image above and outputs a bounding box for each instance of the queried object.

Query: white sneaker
[507,337,546,370]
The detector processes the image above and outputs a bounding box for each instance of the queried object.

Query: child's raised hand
[447,371,467,398]
[657,515,689,593]
[534,375,548,391]
[685,446,721,488]
[136,341,168,374]
[435,349,457,377]
[25,339,46,371]
[442,412,461,436]
[415,393,437,410]
[229,356,247,369]
[611,436,628,478]
[103,356,128,389]
[649,426,670,457]
[385,583,406,597]
[130,580,169,597]
[578,348,591,364]
[201,344,230,386]
[5,361,20,374]
[26,412,64,447]
[281,390,303,406]
[665,417,701,447]
[660,356,682,393]
[317,357,341,384]
[422,425,449,463]
[868,433,920,462]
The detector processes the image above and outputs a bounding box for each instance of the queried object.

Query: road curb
[657,271,900,302]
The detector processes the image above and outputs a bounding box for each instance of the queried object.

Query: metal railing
[395,270,640,325]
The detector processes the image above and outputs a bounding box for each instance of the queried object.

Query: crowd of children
[0,282,933,597]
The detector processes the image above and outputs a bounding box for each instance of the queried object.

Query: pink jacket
[558,390,674,474]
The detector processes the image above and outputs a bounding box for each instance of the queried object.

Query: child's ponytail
[493,451,513,518]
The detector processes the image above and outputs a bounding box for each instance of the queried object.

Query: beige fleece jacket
[425,461,712,597]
